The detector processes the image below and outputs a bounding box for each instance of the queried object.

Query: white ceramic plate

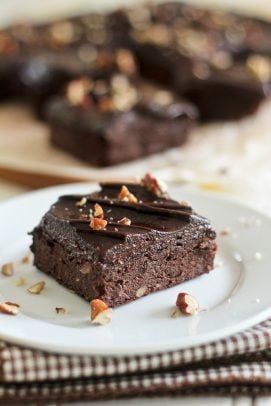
[0,183,270,356]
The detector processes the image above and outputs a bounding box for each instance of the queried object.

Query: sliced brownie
[31,175,217,307]
[111,2,271,121]
[0,13,118,110]
[45,69,198,166]
[183,62,270,121]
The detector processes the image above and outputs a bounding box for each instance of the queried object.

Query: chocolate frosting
[49,182,214,253]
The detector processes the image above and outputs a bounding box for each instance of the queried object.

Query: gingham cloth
[1,320,271,403]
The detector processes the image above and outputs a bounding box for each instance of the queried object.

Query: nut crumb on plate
[176,292,199,316]
[28,281,46,294]
[1,262,14,276]
[16,277,27,286]
[55,307,66,314]
[90,299,112,325]
[21,254,31,264]
[0,302,20,315]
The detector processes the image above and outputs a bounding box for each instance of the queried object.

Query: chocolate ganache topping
[49,180,214,252]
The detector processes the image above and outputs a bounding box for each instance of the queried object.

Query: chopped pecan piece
[16,277,27,287]
[28,281,46,294]
[55,307,66,314]
[90,217,107,230]
[0,302,20,315]
[21,254,31,264]
[1,262,14,276]
[76,197,87,207]
[90,299,112,325]
[176,292,199,316]
[94,203,104,218]
[118,217,131,226]
[141,173,168,197]
[118,185,138,203]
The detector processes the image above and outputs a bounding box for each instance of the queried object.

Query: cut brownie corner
[30,174,217,308]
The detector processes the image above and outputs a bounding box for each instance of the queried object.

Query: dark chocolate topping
[49,182,213,253]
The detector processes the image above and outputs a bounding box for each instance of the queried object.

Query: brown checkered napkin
[1,319,271,403]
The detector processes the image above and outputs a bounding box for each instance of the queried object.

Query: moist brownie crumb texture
[31,179,217,307]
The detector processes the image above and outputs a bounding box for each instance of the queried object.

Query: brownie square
[183,63,269,121]
[31,176,217,307]
[0,14,117,111]
[45,72,198,166]
[112,2,271,121]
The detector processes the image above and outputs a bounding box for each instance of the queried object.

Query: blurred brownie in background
[0,2,270,165]
[0,2,270,121]
[110,2,271,121]
[45,56,198,166]
[0,12,117,112]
